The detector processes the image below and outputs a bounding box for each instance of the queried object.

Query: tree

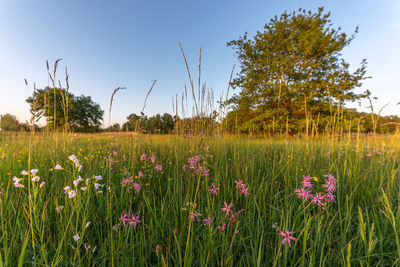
[26,87,104,132]
[105,123,121,132]
[161,113,175,133]
[26,87,73,130]
[227,8,369,133]
[0,114,20,131]
[122,113,141,131]
[69,95,104,132]
[122,113,176,133]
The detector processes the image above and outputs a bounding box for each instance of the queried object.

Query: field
[0,132,399,266]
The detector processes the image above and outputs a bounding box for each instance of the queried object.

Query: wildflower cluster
[183,154,209,177]
[120,211,141,228]
[13,168,49,189]
[140,153,163,172]
[294,174,337,206]
[120,167,142,194]
[234,180,249,197]
[121,153,163,194]
[69,155,82,171]
[188,179,248,235]
[64,155,105,198]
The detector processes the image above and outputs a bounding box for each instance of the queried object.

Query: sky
[0,0,399,127]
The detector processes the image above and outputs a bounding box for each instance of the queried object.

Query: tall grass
[0,132,399,265]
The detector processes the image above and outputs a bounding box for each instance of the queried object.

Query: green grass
[0,132,399,266]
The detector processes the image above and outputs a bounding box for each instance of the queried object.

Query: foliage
[69,95,104,132]
[105,123,121,132]
[122,113,175,134]
[0,114,20,131]
[227,7,370,133]
[26,87,104,132]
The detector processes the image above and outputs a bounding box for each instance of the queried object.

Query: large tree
[26,87,104,132]
[227,7,369,133]
[0,114,20,131]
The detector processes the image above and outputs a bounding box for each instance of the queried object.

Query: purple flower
[140,154,147,160]
[218,224,226,233]
[150,156,156,163]
[234,180,244,189]
[123,154,127,161]
[133,183,141,193]
[138,171,144,178]
[183,165,188,172]
[155,164,162,171]
[189,211,201,222]
[235,180,249,196]
[240,186,249,196]
[202,218,212,226]
[324,192,336,203]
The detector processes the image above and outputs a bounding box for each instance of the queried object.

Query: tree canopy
[26,87,104,132]
[122,113,176,134]
[0,114,20,131]
[226,7,370,133]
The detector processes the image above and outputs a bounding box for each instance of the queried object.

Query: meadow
[0,131,399,266]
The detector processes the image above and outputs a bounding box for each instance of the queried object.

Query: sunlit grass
[0,132,399,266]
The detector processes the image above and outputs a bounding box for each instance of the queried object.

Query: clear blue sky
[0,0,399,126]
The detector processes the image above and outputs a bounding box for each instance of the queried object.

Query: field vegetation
[0,132,400,265]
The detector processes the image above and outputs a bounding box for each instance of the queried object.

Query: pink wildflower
[278,229,297,247]
[241,186,249,196]
[324,192,336,203]
[234,180,244,189]
[121,178,132,187]
[129,215,141,228]
[311,193,326,206]
[120,211,141,228]
[140,154,147,160]
[183,165,188,172]
[133,183,141,193]
[202,218,212,226]
[208,183,219,196]
[155,164,162,171]
[221,202,233,216]
[301,175,313,188]
[189,211,201,222]
[54,164,62,170]
[294,187,311,201]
